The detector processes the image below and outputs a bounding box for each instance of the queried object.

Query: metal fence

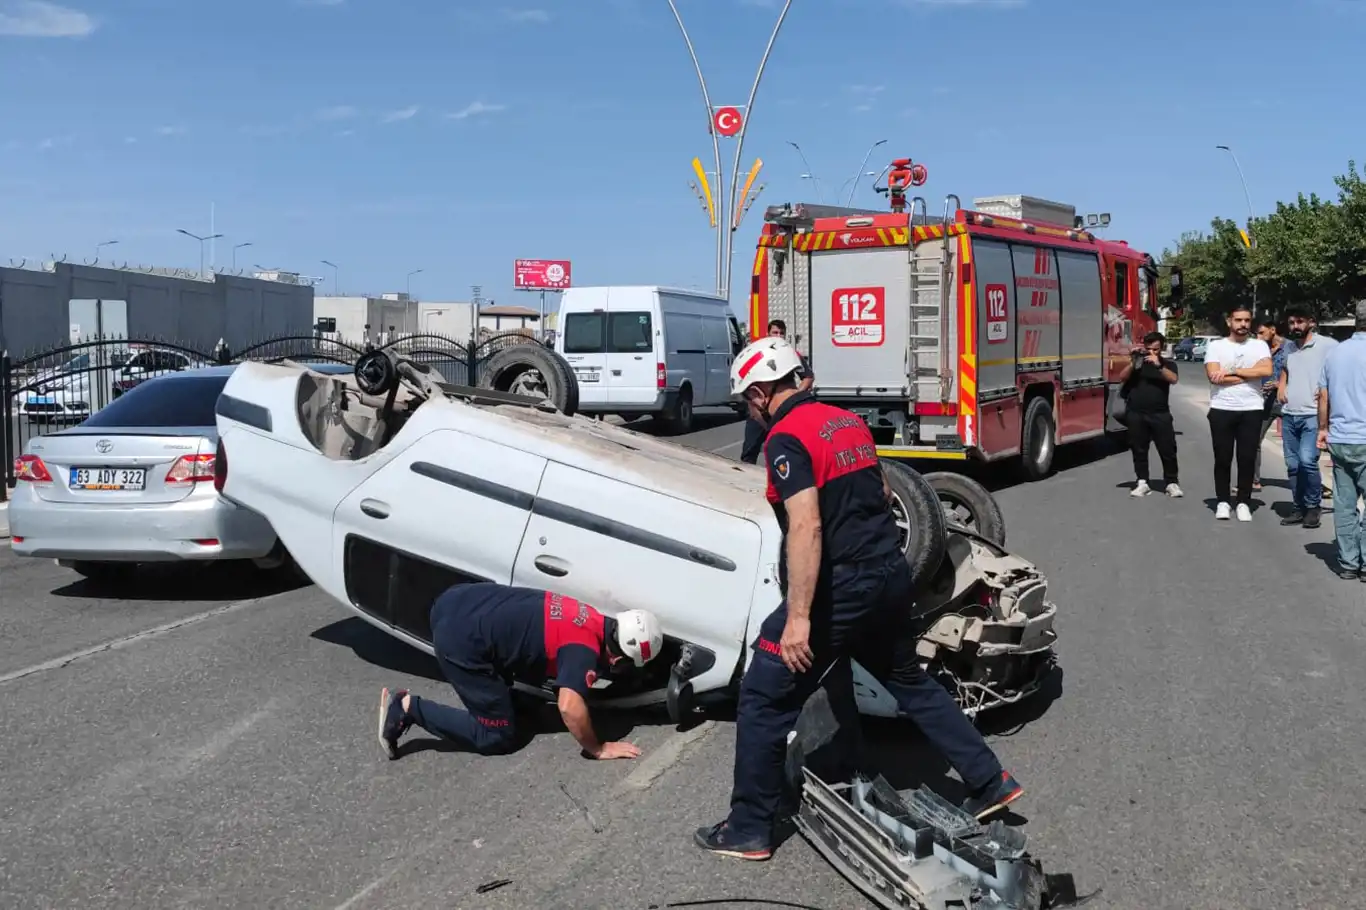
[0,328,546,501]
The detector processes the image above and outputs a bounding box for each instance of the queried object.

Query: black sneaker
[1303,507,1321,529]
[377,686,412,760]
[1280,510,1304,526]
[961,771,1025,821]
[693,821,773,861]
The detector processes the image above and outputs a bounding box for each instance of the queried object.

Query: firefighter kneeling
[694,336,1025,861]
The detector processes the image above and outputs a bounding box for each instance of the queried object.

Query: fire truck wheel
[922,471,1006,547]
[882,461,948,593]
[1020,395,1057,481]
[479,344,580,416]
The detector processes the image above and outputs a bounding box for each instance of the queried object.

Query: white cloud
[381,105,419,123]
[155,125,186,136]
[123,136,137,144]
[295,0,345,6]
[315,104,357,121]
[446,101,507,120]
[902,0,1025,6]
[503,7,550,23]
[0,1,96,37]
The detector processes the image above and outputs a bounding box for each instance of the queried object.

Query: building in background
[478,304,540,334]
[0,260,315,355]
[313,294,479,344]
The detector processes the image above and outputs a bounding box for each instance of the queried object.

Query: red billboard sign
[514,259,572,290]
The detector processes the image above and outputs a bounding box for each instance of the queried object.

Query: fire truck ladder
[909,194,960,406]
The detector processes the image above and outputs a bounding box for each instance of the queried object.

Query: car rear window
[82,374,230,428]
[563,311,654,354]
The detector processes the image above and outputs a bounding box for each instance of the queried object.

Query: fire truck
[749,158,1162,480]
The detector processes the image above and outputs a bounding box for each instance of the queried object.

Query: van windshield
[563,311,653,354]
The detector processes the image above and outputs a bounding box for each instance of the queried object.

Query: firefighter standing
[376,581,664,761]
[694,336,1024,861]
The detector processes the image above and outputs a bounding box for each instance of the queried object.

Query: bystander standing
[1314,300,1366,580]
[739,320,813,465]
[1277,308,1338,529]
[1204,305,1274,522]
[1253,318,1288,491]
[1119,331,1182,498]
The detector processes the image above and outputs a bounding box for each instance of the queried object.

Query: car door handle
[360,498,390,519]
[534,555,570,577]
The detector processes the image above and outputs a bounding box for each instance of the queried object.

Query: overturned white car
[211,346,1057,723]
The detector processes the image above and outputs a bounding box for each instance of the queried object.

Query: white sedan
[211,347,1057,721]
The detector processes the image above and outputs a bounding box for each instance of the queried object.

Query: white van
[555,285,746,434]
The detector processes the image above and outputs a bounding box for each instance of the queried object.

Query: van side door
[701,314,735,405]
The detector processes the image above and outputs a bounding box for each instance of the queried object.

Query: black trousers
[1127,409,1179,484]
[1208,408,1263,506]
[740,415,767,465]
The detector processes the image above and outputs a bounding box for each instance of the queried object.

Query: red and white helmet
[730,336,804,396]
[614,609,664,667]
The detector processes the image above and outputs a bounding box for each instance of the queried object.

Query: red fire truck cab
[750,183,1160,479]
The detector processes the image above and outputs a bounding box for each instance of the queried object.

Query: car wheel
[661,385,694,435]
[479,345,580,416]
[922,471,1006,546]
[1020,395,1057,481]
[66,561,136,586]
[882,461,948,592]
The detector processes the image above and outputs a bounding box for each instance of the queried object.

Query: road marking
[711,440,744,455]
[617,720,717,792]
[0,591,296,686]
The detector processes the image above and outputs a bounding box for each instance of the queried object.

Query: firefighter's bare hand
[593,741,642,760]
[780,616,814,674]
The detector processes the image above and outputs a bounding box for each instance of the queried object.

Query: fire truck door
[971,238,1019,399]
[807,247,911,396]
[1055,249,1104,384]
[1011,244,1062,371]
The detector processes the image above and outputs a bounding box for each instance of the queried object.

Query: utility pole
[668,0,792,301]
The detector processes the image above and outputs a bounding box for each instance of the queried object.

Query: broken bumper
[794,768,1076,910]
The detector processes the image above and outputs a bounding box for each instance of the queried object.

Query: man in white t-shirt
[1204,305,1274,521]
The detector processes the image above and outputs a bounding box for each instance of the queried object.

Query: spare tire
[479,344,579,416]
[923,471,1006,547]
[882,461,948,592]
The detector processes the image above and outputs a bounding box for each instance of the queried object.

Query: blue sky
[1,0,1363,319]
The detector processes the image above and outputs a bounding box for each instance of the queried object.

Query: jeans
[1328,443,1366,571]
[1127,409,1179,484]
[724,558,1003,844]
[740,415,767,465]
[1253,399,1281,483]
[1208,408,1262,506]
[1281,413,1322,510]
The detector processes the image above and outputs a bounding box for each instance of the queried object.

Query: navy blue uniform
[407,582,606,755]
[721,392,1005,846]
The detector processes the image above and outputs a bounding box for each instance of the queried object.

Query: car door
[511,460,759,666]
[604,304,659,407]
[333,428,549,643]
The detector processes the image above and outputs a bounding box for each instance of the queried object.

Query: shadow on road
[50,560,311,601]
[955,436,1128,495]
[1305,541,1340,573]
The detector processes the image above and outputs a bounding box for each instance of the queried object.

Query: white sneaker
[1165,483,1184,498]
[1131,480,1152,497]
[1215,502,1232,520]
[1235,503,1252,522]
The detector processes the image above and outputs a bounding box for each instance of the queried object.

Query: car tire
[1020,395,1057,481]
[922,471,1006,546]
[660,385,694,435]
[882,461,948,592]
[66,561,136,586]
[479,344,580,416]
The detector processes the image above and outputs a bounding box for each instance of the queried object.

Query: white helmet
[730,336,804,396]
[614,609,664,667]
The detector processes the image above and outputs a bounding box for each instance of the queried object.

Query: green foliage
[1157,159,1366,334]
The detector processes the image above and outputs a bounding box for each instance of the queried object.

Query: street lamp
[177,228,223,278]
[406,268,424,334]
[844,139,887,206]
[232,241,253,270]
[1215,144,1258,307]
[787,141,822,203]
[95,239,118,261]
[322,259,339,295]
[669,0,793,298]
[839,171,879,207]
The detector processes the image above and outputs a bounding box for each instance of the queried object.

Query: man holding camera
[1120,331,1183,498]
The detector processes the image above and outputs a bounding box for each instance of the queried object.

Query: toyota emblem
[95,439,113,454]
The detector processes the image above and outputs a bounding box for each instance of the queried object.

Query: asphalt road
[2,394,1364,910]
